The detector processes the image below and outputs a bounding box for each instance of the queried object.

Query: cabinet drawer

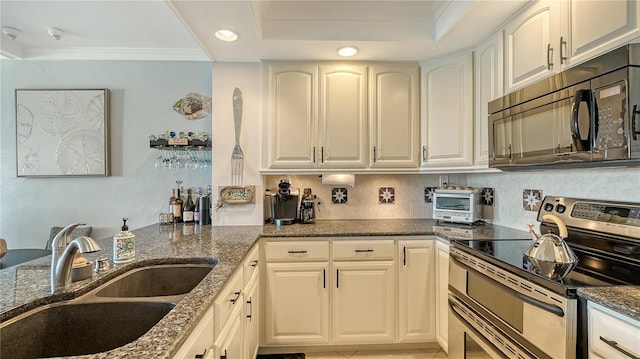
[265,240,329,262]
[214,269,243,335]
[243,244,259,286]
[589,302,640,359]
[332,240,395,261]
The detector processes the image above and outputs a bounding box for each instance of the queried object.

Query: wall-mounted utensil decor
[231,87,244,185]
[15,89,110,177]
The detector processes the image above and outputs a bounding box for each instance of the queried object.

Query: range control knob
[544,203,554,212]
[556,204,567,214]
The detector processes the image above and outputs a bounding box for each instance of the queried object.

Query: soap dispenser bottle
[113,218,135,264]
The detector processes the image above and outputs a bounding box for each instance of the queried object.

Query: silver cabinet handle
[230,291,241,304]
[560,36,567,64]
[250,260,258,267]
[321,146,324,163]
[246,297,253,321]
[354,249,374,253]
[372,146,377,163]
[599,336,640,359]
[547,43,554,70]
[312,146,316,163]
[422,146,427,162]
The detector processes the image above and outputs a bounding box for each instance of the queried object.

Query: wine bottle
[193,187,202,223]
[174,187,183,223]
[183,188,195,223]
[169,189,176,214]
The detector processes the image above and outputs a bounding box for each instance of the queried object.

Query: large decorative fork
[231,87,244,185]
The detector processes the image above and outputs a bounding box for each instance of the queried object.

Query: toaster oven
[433,188,482,224]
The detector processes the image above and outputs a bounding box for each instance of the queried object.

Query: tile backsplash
[265,167,640,231]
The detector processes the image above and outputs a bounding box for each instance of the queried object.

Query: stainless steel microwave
[488,44,640,170]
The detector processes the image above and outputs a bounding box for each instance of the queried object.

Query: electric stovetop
[452,238,640,296]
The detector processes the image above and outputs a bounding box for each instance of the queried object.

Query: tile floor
[305,349,448,359]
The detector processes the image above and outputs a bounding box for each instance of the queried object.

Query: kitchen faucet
[50,223,101,292]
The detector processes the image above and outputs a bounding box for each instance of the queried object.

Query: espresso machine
[299,188,316,224]
[264,179,299,225]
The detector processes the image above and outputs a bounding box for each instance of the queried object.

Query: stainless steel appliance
[299,188,316,224]
[433,188,482,224]
[488,44,640,169]
[448,196,640,359]
[264,179,299,225]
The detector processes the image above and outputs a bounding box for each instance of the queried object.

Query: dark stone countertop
[577,286,640,322]
[0,219,530,358]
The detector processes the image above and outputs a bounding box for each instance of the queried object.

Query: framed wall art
[15,89,110,177]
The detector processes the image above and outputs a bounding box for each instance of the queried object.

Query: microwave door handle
[571,89,593,151]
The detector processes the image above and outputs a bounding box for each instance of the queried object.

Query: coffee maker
[299,188,316,224]
[264,179,299,225]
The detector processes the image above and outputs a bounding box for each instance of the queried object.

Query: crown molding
[2,46,210,62]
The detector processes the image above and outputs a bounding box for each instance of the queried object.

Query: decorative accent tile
[481,187,495,206]
[523,189,542,211]
[378,187,395,204]
[424,187,437,203]
[331,187,348,204]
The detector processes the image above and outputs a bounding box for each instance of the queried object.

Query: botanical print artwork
[379,187,395,204]
[523,189,542,211]
[482,187,495,206]
[332,187,348,204]
[424,187,437,203]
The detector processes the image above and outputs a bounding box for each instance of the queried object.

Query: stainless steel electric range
[448,196,640,359]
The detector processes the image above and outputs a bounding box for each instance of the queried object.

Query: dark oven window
[467,270,524,332]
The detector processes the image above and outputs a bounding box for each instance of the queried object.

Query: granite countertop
[577,286,640,322]
[0,219,530,358]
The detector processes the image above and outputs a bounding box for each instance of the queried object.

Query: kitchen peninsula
[2,220,638,359]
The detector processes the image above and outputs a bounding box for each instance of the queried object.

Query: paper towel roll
[321,174,355,187]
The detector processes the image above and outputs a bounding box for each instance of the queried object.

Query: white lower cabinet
[213,244,260,359]
[173,306,215,359]
[264,237,436,348]
[332,260,395,344]
[397,238,435,343]
[265,261,330,344]
[588,301,640,359]
[434,238,450,353]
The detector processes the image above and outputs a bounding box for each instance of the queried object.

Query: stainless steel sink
[0,301,175,358]
[94,263,215,298]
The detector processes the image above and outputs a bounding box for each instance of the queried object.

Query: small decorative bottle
[113,218,135,264]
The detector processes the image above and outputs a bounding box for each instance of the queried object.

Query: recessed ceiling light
[338,46,359,57]
[215,29,238,42]
[48,27,64,40]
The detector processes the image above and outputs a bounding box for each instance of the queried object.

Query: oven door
[448,248,577,359]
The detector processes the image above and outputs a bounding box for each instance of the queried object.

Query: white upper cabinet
[420,52,474,168]
[369,64,420,168]
[504,0,561,92]
[562,0,640,66]
[265,63,318,168]
[318,64,368,168]
[474,32,504,167]
[504,0,640,92]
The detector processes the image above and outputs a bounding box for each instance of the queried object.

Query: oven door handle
[451,254,565,317]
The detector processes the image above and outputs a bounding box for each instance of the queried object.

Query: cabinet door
[318,64,368,168]
[563,0,640,67]
[265,63,318,168]
[244,274,259,359]
[369,64,420,168]
[397,239,435,343]
[435,239,450,353]
[421,52,473,167]
[214,305,243,359]
[474,32,503,167]
[504,0,561,91]
[265,262,329,345]
[172,306,214,359]
[332,261,395,344]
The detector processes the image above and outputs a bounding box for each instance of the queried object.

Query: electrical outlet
[439,175,449,187]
